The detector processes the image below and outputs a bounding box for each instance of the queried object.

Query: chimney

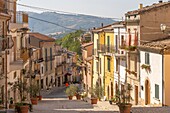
[138,3,143,9]
[159,0,163,3]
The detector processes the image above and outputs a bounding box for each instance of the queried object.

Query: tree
[56,30,84,55]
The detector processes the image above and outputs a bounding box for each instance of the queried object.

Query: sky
[17,0,169,18]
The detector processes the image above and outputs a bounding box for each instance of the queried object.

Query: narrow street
[30,86,170,113]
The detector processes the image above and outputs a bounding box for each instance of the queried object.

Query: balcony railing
[98,44,115,53]
[45,55,55,62]
[16,13,28,24]
[0,35,14,52]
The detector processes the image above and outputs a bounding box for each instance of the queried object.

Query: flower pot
[37,95,42,101]
[68,96,73,100]
[91,98,98,104]
[76,94,81,100]
[109,100,112,105]
[9,104,15,109]
[20,105,29,113]
[118,103,132,113]
[31,98,38,105]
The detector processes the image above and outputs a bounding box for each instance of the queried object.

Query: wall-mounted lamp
[160,24,167,33]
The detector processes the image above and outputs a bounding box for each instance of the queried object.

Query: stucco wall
[140,4,170,41]
[140,51,163,105]
[164,54,170,106]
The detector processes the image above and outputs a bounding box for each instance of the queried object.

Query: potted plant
[9,97,15,109]
[65,84,77,100]
[75,86,82,100]
[90,85,104,104]
[29,83,39,105]
[12,80,30,113]
[114,84,133,113]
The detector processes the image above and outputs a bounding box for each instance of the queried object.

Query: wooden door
[135,85,138,105]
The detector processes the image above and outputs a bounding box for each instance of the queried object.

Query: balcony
[9,13,28,29]
[45,56,55,62]
[0,35,14,54]
[10,60,24,72]
[98,44,115,55]
[126,19,140,25]
[34,58,44,64]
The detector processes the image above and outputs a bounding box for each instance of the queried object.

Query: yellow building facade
[103,32,115,100]
[92,24,115,100]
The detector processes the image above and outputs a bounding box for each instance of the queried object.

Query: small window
[14,72,17,79]
[116,59,119,72]
[145,53,150,65]
[41,67,43,74]
[134,15,137,18]
[155,84,159,99]
[107,58,111,72]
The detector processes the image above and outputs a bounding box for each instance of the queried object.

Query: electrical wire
[5,0,123,20]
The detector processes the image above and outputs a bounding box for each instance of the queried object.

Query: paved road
[31,85,170,113]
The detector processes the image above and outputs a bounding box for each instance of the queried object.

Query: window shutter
[155,84,159,99]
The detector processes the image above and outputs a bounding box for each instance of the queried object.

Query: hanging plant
[141,64,151,73]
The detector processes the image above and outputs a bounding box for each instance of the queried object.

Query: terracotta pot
[118,103,132,113]
[91,98,98,104]
[20,105,29,113]
[9,104,15,109]
[31,98,38,105]
[76,94,81,100]
[68,96,73,100]
[37,95,42,100]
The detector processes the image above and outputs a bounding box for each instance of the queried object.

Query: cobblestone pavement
[29,85,170,113]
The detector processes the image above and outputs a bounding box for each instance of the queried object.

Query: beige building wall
[164,54,170,106]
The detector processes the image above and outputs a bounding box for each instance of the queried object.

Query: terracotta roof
[139,36,170,50]
[126,2,170,16]
[92,21,125,33]
[28,32,55,42]
[81,42,93,48]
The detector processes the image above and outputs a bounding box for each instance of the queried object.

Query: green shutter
[155,84,159,99]
[107,58,110,72]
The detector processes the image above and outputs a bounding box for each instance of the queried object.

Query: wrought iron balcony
[98,44,115,53]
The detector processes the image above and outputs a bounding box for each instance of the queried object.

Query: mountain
[28,12,116,37]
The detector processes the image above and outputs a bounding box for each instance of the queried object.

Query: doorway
[145,79,150,105]
[111,82,113,98]
[135,85,138,105]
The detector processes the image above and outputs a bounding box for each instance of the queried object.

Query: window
[41,67,43,74]
[107,36,110,52]
[107,58,110,72]
[96,62,99,73]
[115,35,118,52]
[134,56,137,72]
[13,72,17,79]
[100,58,101,74]
[155,84,159,99]
[128,55,130,70]
[45,48,48,71]
[145,53,150,65]
[121,35,125,47]
[116,59,119,72]
[50,48,52,70]
[28,37,31,44]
